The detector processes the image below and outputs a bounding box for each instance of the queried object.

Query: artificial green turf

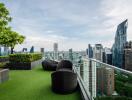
[0,65,81,100]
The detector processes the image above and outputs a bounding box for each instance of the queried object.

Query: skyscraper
[87,44,93,58]
[41,48,44,56]
[81,58,96,98]
[4,46,9,55]
[69,48,73,62]
[124,41,132,71]
[0,46,9,56]
[30,46,34,53]
[103,48,112,65]
[22,48,27,52]
[53,43,58,52]
[97,67,114,96]
[53,43,58,60]
[93,44,103,61]
[0,46,2,56]
[112,19,128,68]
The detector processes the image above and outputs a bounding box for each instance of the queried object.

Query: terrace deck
[0,65,81,100]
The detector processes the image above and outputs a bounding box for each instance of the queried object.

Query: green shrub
[0,56,9,62]
[9,53,42,63]
[0,62,7,68]
[0,56,9,59]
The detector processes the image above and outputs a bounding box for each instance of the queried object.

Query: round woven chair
[56,60,73,71]
[51,69,77,94]
[42,60,58,71]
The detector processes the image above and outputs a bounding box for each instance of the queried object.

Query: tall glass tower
[53,43,58,60]
[112,19,128,68]
[87,44,93,58]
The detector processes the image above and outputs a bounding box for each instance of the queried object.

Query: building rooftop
[0,65,81,100]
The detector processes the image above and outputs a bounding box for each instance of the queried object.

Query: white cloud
[15,34,69,51]
[2,0,132,51]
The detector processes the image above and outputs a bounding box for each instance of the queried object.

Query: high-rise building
[97,67,114,96]
[0,46,2,56]
[58,51,64,61]
[41,48,44,56]
[103,48,112,65]
[124,41,132,71]
[53,43,58,52]
[0,46,9,56]
[93,44,103,61]
[69,48,73,62]
[87,44,93,58]
[53,43,58,60]
[30,46,34,53]
[81,57,96,98]
[4,46,9,55]
[112,19,128,68]
[22,48,27,52]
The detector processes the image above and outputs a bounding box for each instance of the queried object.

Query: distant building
[0,46,9,56]
[103,48,112,65]
[124,41,132,71]
[69,48,73,62]
[3,46,9,55]
[0,46,2,56]
[41,48,44,56]
[41,48,44,53]
[112,19,128,68]
[30,46,34,53]
[97,67,115,96]
[93,44,103,61]
[58,52,64,61]
[87,44,93,58]
[22,48,27,52]
[53,43,58,60]
[53,43,58,52]
[63,51,69,60]
[81,57,96,98]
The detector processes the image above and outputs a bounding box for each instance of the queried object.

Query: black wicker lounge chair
[56,60,73,70]
[42,60,58,71]
[51,69,77,94]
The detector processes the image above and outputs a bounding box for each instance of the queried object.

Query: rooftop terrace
[0,65,81,100]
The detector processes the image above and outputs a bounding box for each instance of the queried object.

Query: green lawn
[0,65,81,100]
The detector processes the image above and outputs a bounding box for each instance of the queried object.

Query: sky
[0,0,132,51]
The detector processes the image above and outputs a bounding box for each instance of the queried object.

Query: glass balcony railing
[44,52,132,100]
[77,57,132,100]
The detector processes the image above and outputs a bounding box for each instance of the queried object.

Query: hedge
[0,62,7,68]
[0,56,9,59]
[0,56,9,62]
[9,53,42,63]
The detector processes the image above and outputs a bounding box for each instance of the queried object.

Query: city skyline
[1,0,132,51]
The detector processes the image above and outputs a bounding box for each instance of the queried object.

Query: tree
[0,3,11,32]
[0,28,25,54]
[0,3,25,54]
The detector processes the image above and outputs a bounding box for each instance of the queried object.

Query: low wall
[0,69,9,83]
[7,59,42,70]
[0,58,9,62]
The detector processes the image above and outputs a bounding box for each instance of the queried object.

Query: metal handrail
[81,57,132,75]
[90,58,132,75]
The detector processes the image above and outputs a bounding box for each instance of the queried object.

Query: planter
[0,58,9,62]
[7,59,42,70]
[0,69,9,83]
